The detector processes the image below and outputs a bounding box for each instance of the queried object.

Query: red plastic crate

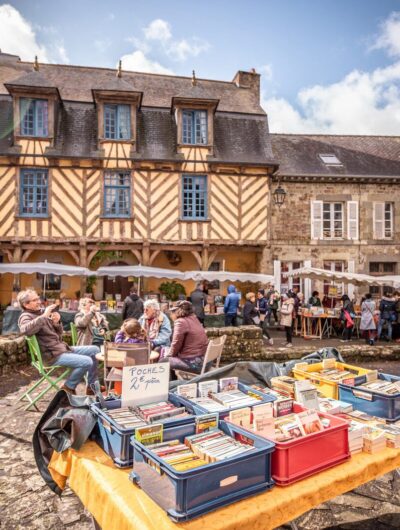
[228,403,350,486]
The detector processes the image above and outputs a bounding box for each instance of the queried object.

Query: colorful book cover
[228,407,252,429]
[195,413,219,434]
[135,424,163,445]
[219,377,239,392]
[198,380,218,398]
[176,383,198,399]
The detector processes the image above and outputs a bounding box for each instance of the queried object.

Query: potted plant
[158,281,186,301]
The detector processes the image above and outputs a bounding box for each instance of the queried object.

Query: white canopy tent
[283,266,388,286]
[0,262,92,276]
[94,265,185,280]
[375,276,400,288]
[183,270,275,283]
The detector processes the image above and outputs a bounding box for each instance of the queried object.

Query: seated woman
[153,301,208,373]
[74,298,109,347]
[115,318,147,344]
[138,299,172,351]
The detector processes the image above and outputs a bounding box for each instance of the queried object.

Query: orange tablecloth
[49,441,400,530]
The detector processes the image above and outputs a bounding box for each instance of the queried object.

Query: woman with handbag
[360,293,376,345]
[340,294,355,343]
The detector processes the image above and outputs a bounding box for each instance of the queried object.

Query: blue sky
[2,1,400,134]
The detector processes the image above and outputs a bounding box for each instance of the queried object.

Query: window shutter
[347,201,359,240]
[373,202,384,239]
[311,201,323,239]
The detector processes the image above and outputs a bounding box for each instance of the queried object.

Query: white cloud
[258,64,273,81]
[372,11,400,57]
[119,50,174,75]
[122,18,210,72]
[263,12,400,134]
[0,4,49,61]
[0,4,69,64]
[143,19,172,42]
[166,38,210,62]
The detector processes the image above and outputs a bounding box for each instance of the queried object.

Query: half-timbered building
[0,52,276,302]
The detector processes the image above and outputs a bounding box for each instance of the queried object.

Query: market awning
[283,266,387,286]
[183,270,275,283]
[375,275,400,288]
[0,262,92,276]
[94,265,185,280]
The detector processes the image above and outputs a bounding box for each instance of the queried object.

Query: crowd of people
[15,283,400,395]
[17,286,209,395]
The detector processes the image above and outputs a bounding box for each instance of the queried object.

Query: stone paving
[1,363,400,529]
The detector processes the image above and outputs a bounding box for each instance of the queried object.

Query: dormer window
[182,109,207,145]
[20,98,48,137]
[104,104,131,140]
[319,154,342,166]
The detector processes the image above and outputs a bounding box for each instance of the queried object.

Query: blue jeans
[378,319,393,341]
[56,345,100,389]
[225,314,237,327]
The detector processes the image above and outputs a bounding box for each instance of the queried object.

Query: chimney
[232,69,260,99]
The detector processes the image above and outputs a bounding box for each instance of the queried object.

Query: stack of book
[270,376,298,397]
[348,421,365,454]
[375,423,400,448]
[106,407,148,430]
[353,378,400,397]
[228,403,274,437]
[134,401,190,423]
[318,397,353,415]
[274,410,325,442]
[363,426,386,454]
[341,410,379,425]
[211,390,262,409]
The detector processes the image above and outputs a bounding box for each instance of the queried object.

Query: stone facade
[206,325,264,362]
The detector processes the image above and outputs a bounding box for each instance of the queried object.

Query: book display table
[49,440,400,530]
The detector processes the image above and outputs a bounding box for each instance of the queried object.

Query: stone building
[0,50,399,304]
[270,134,400,300]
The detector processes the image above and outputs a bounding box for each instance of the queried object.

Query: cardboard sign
[122,362,170,407]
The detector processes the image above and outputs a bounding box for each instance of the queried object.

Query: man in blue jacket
[224,285,240,326]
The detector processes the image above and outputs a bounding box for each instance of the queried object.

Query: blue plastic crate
[338,373,400,422]
[91,393,195,467]
[173,382,275,419]
[129,419,275,521]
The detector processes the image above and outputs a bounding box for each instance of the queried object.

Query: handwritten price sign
[121,362,170,406]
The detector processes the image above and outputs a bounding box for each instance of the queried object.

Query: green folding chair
[70,322,78,346]
[17,336,71,411]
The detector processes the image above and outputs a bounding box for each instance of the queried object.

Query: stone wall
[0,335,29,375]
[206,326,264,362]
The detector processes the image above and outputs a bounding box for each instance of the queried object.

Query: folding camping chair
[70,322,78,346]
[175,334,227,381]
[17,336,71,411]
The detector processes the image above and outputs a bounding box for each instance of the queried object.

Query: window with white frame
[373,202,393,239]
[323,202,343,238]
[280,262,303,294]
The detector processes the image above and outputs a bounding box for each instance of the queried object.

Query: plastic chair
[17,336,71,411]
[70,322,78,346]
[175,335,227,381]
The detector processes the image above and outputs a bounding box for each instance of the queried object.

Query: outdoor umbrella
[283,266,387,286]
[94,265,185,279]
[183,270,275,283]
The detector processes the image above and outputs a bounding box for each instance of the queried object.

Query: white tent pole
[43,259,47,300]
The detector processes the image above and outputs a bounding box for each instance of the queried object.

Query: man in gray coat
[18,289,100,395]
[190,282,208,326]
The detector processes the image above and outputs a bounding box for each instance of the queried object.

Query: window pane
[182,175,207,219]
[117,105,130,139]
[104,105,117,139]
[104,172,130,216]
[195,110,207,144]
[20,98,34,136]
[35,100,48,136]
[182,111,193,143]
[20,169,48,216]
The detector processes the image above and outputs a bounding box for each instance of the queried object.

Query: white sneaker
[286,343,293,347]
[268,338,274,346]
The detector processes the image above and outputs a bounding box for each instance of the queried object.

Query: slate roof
[0,57,264,114]
[4,70,58,91]
[271,134,400,177]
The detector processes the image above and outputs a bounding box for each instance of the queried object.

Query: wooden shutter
[373,202,384,239]
[311,201,323,239]
[347,201,359,240]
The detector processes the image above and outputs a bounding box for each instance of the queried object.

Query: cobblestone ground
[1,364,400,529]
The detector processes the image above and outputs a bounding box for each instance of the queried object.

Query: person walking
[122,285,144,320]
[266,286,280,325]
[223,285,240,326]
[242,292,259,325]
[378,292,397,342]
[280,293,294,347]
[256,289,273,344]
[360,293,376,345]
[190,282,208,326]
[340,294,355,342]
